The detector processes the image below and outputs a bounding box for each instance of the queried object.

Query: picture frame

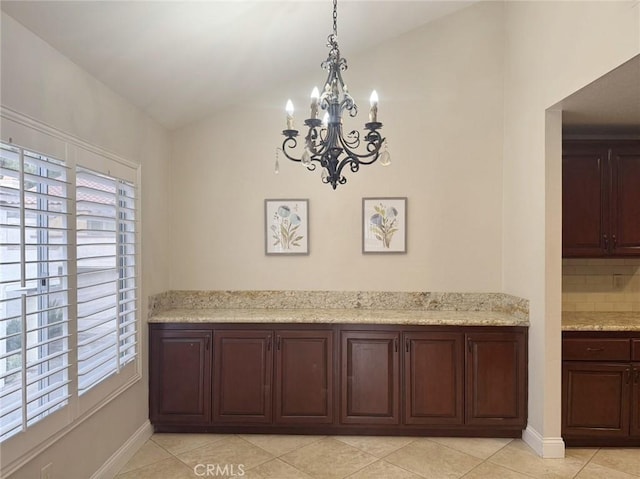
[362,197,407,254]
[265,199,309,255]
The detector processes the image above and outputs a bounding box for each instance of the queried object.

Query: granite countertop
[149,308,529,327]
[562,311,640,331]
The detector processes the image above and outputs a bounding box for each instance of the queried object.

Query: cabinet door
[465,332,527,427]
[150,328,212,424]
[632,364,640,437]
[341,331,400,425]
[562,141,609,257]
[213,330,273,423]
[562,362,630,438]
[403,332,463,425]
[611,142,640,256]
[274,330,333,424]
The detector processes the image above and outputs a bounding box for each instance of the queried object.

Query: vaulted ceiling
[1,1,474,130]
[2,1,638,133]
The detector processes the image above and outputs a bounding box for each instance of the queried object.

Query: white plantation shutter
[76,167,137,394]
[0,112,140,471]
[0,143,71,441]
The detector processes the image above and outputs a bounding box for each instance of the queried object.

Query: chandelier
[277,0,390,190]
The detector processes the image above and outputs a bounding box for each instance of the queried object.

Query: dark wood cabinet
[562,332,640,445]
[213,330,273,423]
[562,140,640,257]
[149,329,212,424]
[213,328,334,425]
[632,364,640,437]
[275,330,333,424]
[340,331,400,425]
[612,143,640,256]
[403,332,463,425]
[465,332,527,427]
[563,362,630,438]
[150,323,527,437]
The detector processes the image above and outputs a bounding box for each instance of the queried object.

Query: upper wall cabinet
[562,140,640,257]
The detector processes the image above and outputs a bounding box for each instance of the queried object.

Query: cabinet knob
[603,234,609,250]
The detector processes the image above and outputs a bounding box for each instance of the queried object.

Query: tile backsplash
[562,259,640,311]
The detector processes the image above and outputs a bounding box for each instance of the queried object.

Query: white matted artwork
[362,197,407,254]
[265,199,309,255]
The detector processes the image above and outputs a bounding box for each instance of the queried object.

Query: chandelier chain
[333,0,338,37]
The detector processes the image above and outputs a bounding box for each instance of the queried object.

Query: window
[76,167,137,394]
[0,137,139,451]
[0,144,71,441]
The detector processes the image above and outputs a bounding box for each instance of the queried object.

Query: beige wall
[502,0,639,456]
[1,12,171,478]
[169,1,505,293]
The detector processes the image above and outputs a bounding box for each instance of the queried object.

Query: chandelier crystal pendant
[279,0,390,190]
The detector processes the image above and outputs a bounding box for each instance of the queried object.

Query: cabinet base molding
[152,424,524,438]
[564,437,640,447]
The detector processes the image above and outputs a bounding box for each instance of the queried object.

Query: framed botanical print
[265,199,309,255]
[362,197,407,254]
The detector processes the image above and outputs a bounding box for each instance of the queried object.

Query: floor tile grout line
[414,436,507,463]
[274,436,380,479]
[332,435,421,460]
[568,447,600,479]
[116,439,175,476]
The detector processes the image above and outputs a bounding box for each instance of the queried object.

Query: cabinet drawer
[563,338,630,361]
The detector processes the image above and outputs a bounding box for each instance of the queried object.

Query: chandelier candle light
[279,0,391,190]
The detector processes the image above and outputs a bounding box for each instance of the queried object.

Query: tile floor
[116,434,640,479]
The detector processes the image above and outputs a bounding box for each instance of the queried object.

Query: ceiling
[2,1,638,133]
[561,55,640,135]
[1,0,475,130]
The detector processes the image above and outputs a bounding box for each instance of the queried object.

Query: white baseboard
[522,425,565,458]
[91,420,153,479]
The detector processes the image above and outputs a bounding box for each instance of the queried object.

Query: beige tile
[345,459,423,478]
[575,462,640,479]
[489,440,588,479]
[461,462,534,479]
[151,433,230,454]
[239,434,325,456]
[427,436,512,460]
[590,448,640,476]
[280,437,377,479]
[385,438,482,478]
[118,440,171,474]
[334,435,416,457]
[116,457,194,479]
[176,436,274,471]
[565,447,598,463]
[243,458,314,478]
